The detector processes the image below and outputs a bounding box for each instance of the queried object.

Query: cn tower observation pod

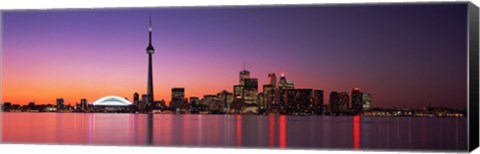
[92,96,132,106]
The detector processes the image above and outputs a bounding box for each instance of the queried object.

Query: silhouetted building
[203,95,224,113]
[257,93,266,110]
[189,97,201,111]
[170,88,186,110]
[263,84,274,94]
[80,98,88,110]
[262,84,275,110]
[277,89,288,111]
[362,93,372,111]
[239,70,250,86]
[189,97,200,106]
[28,102,35,110]
[217,90,233,110]
[338,92,349,113]
[233,85,244,100]
[313,90,324,114]
[141,94,148,103]
[278,73,294,89]
[3,102,12,112]
[153,100,166,110]
[268,73,277,88]
[56,98,65,110]
[133,92,139,104]
[172,88,185,102]
[329,91,341,115]
[351,88,363,114]
[294,89,313,113]
[243,78,258,105]
[285,89,296,109]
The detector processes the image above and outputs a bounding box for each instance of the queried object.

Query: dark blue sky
[2,3,469,109]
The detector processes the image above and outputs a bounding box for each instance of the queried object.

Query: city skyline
[2,4,468,109]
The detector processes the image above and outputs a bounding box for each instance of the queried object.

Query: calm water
[0,113,467,151]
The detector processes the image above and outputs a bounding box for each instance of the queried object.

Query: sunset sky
[1,3,468,109]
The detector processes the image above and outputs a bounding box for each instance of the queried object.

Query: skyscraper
[80,98,88,110]
[268,73,277,88]
[239,70,250,86]
[171,88,185,103]
[278,73,287,89]
[217,90,233,110]
[146,15,155,107]
[233,85,244,99]
[133,92,139,104]
[329,91,341,115]
[56,98,65,110]
[278,73,294,89]
[313,90,324,114]
[294,89,313,112]
[171,88,185,109]
[243,78,258,105]
[338,92,350,112]
[351,88,363,114]
[362,93,372,111]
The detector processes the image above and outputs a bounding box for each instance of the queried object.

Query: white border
[0,0,474,10]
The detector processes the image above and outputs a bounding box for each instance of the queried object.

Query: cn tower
[146,15,155,105]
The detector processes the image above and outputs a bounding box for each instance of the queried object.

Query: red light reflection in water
[269,115,275,147]
[236,115,242,146]
[279,115,286,148]
[353,115,361,150]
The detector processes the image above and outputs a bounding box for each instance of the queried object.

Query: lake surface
[0,113,468,151]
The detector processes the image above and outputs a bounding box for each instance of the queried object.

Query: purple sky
[2,3,468,109]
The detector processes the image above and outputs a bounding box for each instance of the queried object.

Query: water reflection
[1,113,468,151]
[279,115,286,148]
[236,115,242,146]
[353,115,360,150]
[269,115,275,147]
[147,113,153,145]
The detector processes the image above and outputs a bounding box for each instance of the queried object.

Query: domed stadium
[92,96,133,112]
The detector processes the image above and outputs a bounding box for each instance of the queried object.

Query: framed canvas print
[1,1,479,153]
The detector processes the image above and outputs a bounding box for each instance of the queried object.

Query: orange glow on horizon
[2,83,230,107]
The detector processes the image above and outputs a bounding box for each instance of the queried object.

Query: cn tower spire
[146,14,155,54]
[146,14,155,108]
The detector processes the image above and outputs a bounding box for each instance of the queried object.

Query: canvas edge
[468,1,479,152]
[0,10,3,143]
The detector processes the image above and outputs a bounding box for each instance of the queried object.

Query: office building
[351,88,363,114]
[268,73,277,88]
[329,91,341,115]
[338,92,349,112]
[295,89,313,111]
[217,90,233,110]
[278,73,294,89]
[80,98,88,110]
[313,90,324,114]
[362,93,372,111]
[239,69,250,86]
[133,92,139,104]
[56,98,65,110]
[171,88,186,109]
[243,78,258,105]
